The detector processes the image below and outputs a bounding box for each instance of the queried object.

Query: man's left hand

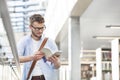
[47,55,61,69]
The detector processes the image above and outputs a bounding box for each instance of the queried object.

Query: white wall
[44,0,77,40]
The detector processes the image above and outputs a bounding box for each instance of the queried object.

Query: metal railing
[0,0,21,79]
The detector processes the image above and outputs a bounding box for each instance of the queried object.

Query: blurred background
[0,0,120,80]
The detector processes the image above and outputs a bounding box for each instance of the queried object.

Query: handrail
[9,62,20,80]
[0,0,21,79]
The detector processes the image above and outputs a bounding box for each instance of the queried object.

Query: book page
[41,48,62,57]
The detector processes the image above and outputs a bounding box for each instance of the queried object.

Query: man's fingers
[33,53,44,60]
[47,55,58,63]
[36,51,45,55]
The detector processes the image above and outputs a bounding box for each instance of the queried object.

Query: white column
[111,39,119,80]
[68,17,80,80]
[96,48,102,80]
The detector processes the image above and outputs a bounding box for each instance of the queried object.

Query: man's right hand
[19,51,45,63]
[32,51,45,61]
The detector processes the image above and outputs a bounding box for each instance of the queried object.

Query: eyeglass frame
[31,25,46,31]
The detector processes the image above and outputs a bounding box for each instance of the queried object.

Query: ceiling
[72,0,120,51]
[7,0,47,32]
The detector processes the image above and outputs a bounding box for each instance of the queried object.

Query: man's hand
[47,55,61,69]
[19,51,45,63]
[32,51,45,61]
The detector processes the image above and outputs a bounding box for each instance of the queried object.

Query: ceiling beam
[71,0,93,17]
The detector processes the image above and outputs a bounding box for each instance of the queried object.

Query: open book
[41,48,62,57]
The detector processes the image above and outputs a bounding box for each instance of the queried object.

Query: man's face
[30,22,45,38]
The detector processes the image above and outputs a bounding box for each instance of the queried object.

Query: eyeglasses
[31,25,46,31]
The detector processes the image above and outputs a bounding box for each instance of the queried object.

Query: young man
[17,14,61,80]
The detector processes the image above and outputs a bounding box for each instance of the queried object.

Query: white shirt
[31,38,43,76]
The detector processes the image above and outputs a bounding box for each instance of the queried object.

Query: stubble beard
[32,31,42,40]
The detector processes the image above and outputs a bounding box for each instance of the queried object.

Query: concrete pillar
[68,17,80,80]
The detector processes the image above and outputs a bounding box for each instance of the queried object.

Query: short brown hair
[29,14,45,25]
